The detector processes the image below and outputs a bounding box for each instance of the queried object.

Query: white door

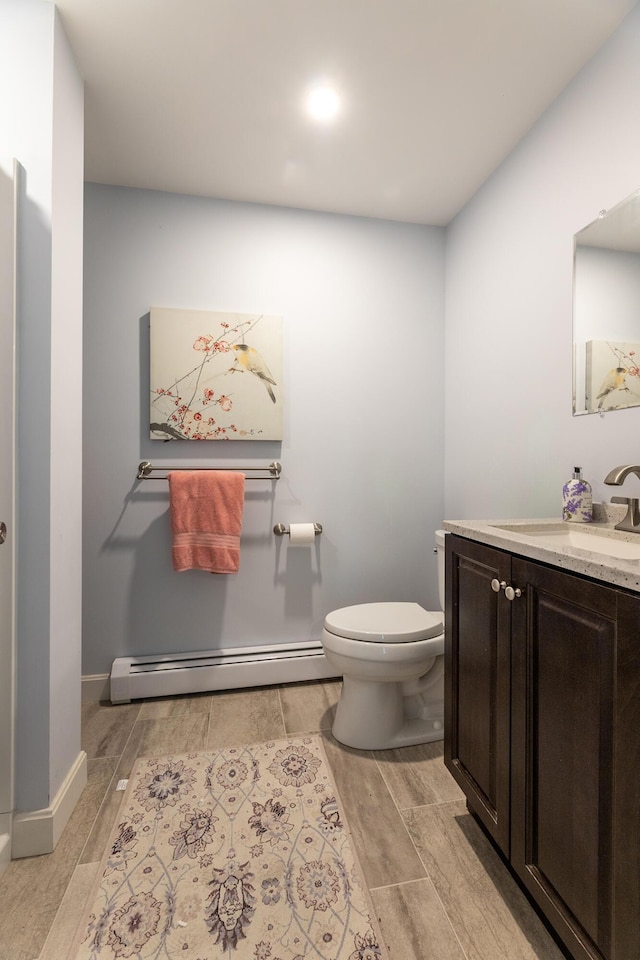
[0,160,17,875]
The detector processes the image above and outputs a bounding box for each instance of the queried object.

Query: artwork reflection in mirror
[573,188,640,415]
[585,340,640,412]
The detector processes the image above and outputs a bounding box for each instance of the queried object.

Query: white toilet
[321,530,446,750]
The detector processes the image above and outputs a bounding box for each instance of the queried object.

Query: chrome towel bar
[137,460,281,480]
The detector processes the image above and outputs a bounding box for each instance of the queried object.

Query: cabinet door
[510,559,640,960]
[445,535,512,854]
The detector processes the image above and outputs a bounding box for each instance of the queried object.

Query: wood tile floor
[0,680,567,960]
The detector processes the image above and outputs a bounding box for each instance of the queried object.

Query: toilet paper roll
[288,523,316,545]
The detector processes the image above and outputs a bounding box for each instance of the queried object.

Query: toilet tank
[435,529,447,611]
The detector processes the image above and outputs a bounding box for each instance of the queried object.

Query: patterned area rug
[70,736,389,960]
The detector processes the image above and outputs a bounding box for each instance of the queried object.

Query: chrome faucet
[604,464,640,533]
[604,464,640,485]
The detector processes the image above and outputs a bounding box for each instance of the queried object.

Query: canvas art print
[585,340,640,413]
[150,308,283,440]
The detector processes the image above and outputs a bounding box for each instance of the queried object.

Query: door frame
[0,158,19,875]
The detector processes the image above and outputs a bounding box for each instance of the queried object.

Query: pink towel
[168,471,245,573]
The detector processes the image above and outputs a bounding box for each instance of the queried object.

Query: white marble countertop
[443,504,640,594]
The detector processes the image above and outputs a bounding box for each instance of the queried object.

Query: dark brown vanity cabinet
[445,534,640,960]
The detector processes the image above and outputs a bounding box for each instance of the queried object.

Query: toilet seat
[323,601,443,643]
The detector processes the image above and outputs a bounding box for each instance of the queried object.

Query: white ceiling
[53,0,638,226]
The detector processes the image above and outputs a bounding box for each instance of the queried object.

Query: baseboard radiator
[110,640,338,704]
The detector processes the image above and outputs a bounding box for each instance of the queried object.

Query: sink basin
[489,523,640,561]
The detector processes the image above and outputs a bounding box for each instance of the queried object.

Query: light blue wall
[82,188,445,675]
[445,4,640,521]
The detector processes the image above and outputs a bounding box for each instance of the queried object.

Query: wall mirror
[573,188,640,415]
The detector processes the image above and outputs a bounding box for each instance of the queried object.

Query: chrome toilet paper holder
[273,523,323,536]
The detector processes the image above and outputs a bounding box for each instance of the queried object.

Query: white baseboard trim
[11,751,87,858]
[0,818,10,878]
[82,673,110,702]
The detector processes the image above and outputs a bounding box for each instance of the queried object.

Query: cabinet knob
[505,585,523,601]
[491,579,506,592]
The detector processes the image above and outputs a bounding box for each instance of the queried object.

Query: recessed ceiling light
[305,84,341,123]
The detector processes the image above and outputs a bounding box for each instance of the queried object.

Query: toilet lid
[323,602,443,643]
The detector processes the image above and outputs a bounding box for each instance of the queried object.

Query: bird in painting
[231,343,277,403]
[596,366,629,409]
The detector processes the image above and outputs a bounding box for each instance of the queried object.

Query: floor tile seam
[371,753,439,879]
[81,706,140,858]
[398,796,467,815]
[76,765,122,866]
[205,696,215,745]
[112,701,145,764]
[368,873,473,960]
[36,861,99,960]
[424,870,472,960]
[368,874,437,893]
[276,686,288,735]
[85,751,123,762]
[371,755,404,810]
[288,725,332,738]
[125,700,161,752]
[36,913,58,959]
[396,807,474,960]
[83,701,143,758]
[35,861,82,960]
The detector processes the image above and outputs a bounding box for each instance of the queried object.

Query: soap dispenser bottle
[562,467,592,522]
